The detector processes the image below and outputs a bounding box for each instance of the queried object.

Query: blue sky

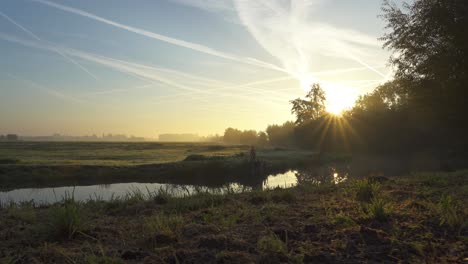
[0,0,399,138]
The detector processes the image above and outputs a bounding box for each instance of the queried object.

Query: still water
[0,170,304,204]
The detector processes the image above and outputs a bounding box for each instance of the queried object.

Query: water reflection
[0,167,349,205]
[262,170,298,190]
[295,165,349,185]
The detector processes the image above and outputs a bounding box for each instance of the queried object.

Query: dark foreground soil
[0,171,467,263]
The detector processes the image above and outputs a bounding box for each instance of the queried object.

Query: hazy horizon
[1,0,400,137]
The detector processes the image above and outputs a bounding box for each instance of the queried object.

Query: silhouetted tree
[257,132,268,147]
[223,128,242,144]
[290,84,326,124]
[240,130,258,146]
[381,0,468,139]
[266,122,295,147]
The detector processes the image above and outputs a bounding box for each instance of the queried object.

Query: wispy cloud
[233,0,387,82]
[31,0,289,74]
[0,10,98,81]
[170,0,391,110]
[0,33,289,108]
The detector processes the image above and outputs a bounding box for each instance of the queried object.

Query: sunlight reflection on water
[0,168,347,204]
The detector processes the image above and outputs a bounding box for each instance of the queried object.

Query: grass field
[0,142,318,190]
[0,142,254,166]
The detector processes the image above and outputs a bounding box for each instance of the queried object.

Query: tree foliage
[290,84,326,124]
[381,0,468,130]
[220,0,468,153]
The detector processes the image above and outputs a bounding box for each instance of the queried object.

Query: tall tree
[290,84,326,124]
[381,0,468,131]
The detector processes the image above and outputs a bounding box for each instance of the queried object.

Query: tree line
[218,0,468,154]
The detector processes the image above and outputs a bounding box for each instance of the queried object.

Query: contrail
[0,10,98,80]
[0,11,42,41]
[234,0,389,90]
[0,33,285,107]
[79,84,155,97]
[30,0,290,74]
[342,49,386,78]
[148,76,294,104]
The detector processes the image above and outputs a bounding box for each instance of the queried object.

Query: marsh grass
[201,208,243,229]
[366,197,391,222]
[257,233,287,254]
[145,214,184,236]
[164,192,226,213]
[438,195,466,234]
[354,179,380,203]
[49,190,85,239]
[333,212,356,228]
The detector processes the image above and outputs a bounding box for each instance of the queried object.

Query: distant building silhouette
[6,134,19,141]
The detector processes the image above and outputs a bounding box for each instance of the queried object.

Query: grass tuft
[257,233,287,254]
[438,195,466,234]
[366,197,390,222]
[145,214,184,236]
[354,179,380,203]
[50,192,85,239]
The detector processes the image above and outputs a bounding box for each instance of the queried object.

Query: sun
[324,86,357,115]
[298,75,358,115]
[326,103,347,115]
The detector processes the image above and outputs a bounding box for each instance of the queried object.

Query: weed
[260,203,288,223]
[438,195,466,234]
[354,179,380,203]
[125,188,146,204]
[201,209,241,229]
[145,214,184,236]
[366,197,390,222]
[165,193,224,212]
[408,241,425,256]
[257,233,287,254]
[50,194,85,239]
[333,212,356,228]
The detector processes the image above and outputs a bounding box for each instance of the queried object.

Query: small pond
[1,170,311,204]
